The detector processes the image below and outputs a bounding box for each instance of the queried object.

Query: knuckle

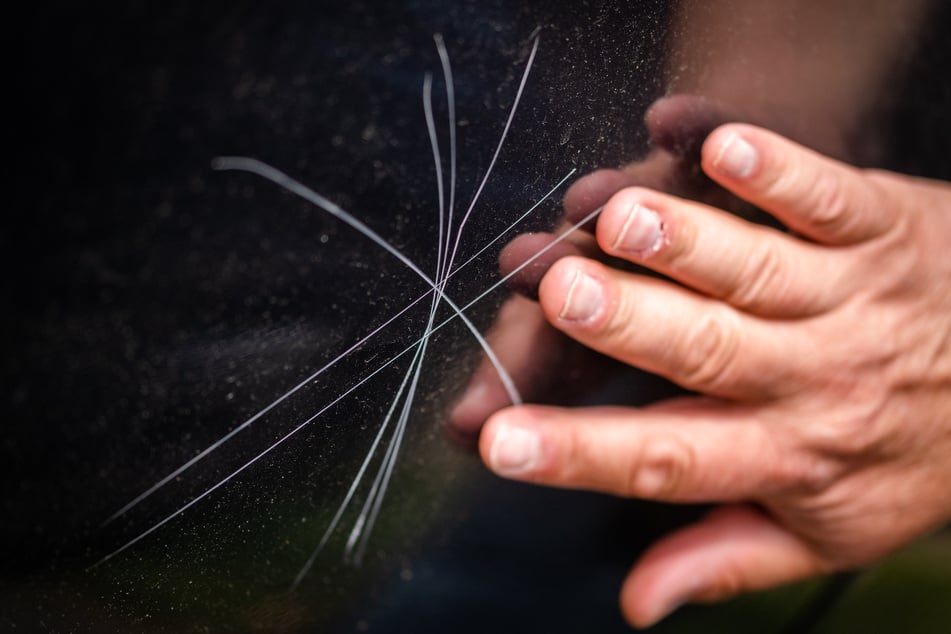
[561,424,601,485]
[760,157,859,238]
[626,433,695,499]
[759,157,804,205]
[797,397,895,461]
[774,450,841,496]
[818,420,884,458]
[726,238,785,311]
[808,170,852,231]
[704,567,746,601]
[775,353,911,471]
[597,289,640,345]
[677,309,741,391]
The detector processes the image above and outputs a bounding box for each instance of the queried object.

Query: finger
[620,505,823,628]
[448,296,613,443]
[448,358,511,447]
[644,94,739,159]
[449,296,554,443]
[702,123,898,245]
[537,256,806,399]
[498,231,592,299]
[479,404,803,502]
[595,186,853,316]
[563,168,638,231]
[563,99,748,231]
[563,147,709,228]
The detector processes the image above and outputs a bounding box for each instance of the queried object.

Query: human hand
[478,123,951,627]
[449,96,750,440]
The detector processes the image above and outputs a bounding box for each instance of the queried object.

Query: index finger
[479,402,800,503]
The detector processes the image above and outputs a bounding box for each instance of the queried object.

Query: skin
[453,0,940,627]
[475,123,951,628]
[449,95,743,442]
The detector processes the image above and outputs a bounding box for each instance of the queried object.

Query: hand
[478,123,951,627]
[449,96,754,440]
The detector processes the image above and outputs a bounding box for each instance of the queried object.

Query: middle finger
[538,256,808,400]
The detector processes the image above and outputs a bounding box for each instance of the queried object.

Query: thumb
[620,505,824,628]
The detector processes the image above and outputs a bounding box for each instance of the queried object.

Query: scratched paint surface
[5,1,951,633]
[4,2,672,631]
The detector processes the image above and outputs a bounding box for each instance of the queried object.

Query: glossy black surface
[4,1,950,632]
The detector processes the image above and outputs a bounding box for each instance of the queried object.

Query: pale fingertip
[447,377,492,440]
[611,202,666,257]
[711,131,758,180]
[557,267,603,323]
[622,559,707,628]
[635,596,687,629]
[621,582,686,629]
[453,374,490,415]
[487,422,542,477]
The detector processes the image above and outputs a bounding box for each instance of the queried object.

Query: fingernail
[489,424,541,476]
[713,132,757,178]
[559,269,602,322]
[612,203,664,256]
